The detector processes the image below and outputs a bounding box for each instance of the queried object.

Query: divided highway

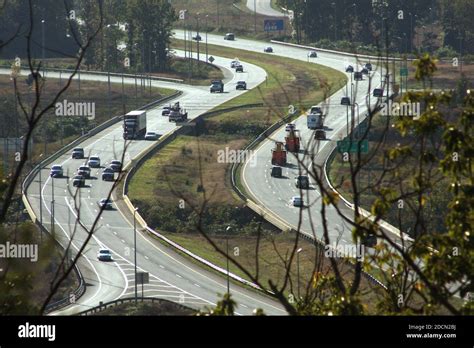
[21,52,287,315]
[18,32,395,315]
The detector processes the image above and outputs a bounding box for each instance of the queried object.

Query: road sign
[264,19,284,32]
[337,140,369,154]
[208,56,215,63]
[400,67,408,77]
[136,272,149,284]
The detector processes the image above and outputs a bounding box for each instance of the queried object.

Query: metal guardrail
[77,296,193,316]
[21,91,183,313]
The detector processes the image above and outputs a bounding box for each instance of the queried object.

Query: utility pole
[51,176,55,235]
[254,0,257,33]
[226,226,231,294]
[297,248,302,299]
[196,13,201,66]
[205,15,209,62]
[41,19,46,61]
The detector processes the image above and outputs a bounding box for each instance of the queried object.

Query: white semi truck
[123,110,147,140]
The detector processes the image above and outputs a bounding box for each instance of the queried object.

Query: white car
[97,249,113,261]
[88,155,101,168]
[145,131,159,140]
[230,60,240,68]
[291,196,303,207]
[285,123,296,132]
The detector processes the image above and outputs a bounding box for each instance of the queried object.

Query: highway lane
[175,31,397,251]
[20,53,287,315]
[246,0,287,17]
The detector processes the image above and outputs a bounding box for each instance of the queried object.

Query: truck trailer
[123,110,147,140]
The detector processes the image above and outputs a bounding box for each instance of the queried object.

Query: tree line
[278,0,473,55]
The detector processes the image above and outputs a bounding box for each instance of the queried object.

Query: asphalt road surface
[246,0,287,17]
[18,52,287,315]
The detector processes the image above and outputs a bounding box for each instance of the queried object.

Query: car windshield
[111,161,121,165]
[52,166,61,170]
[79,166,89,170]
[73,148,83,152]
[90,157,99,161]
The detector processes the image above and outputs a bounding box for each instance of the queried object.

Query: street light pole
[254,0,257,33]
[205,15,209,63]
[297,248,302,298]
[196,13,201,65]
[51,176,55,235]
[226,226,231,294]
[134,207,138,304]
[41,19,45,61]
[332,2,337,41]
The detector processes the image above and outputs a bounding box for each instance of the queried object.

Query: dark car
[361,67,369,75]
[363,235,377,247]
[315,129,326,140]
[264,46,273,53]
[373,88,384,97]
[271,166,282,178]
[235,64,243,73]
[77,165,91,179]
[162,106,171,116]
[308,50,318,58]
[72,175,85,187]
[109,160,122,172]
[345,65,354,73]
[72,148,84,159]
[193,34,202,41]
[224,33,235,40]
[98,198,113,209]
[236,81,247,90]
[364,63,373,71]
[340,97,351,106]
[354,71,363,81]
[295,175,310,189]
[102,167,115,181]
[210,79,224,93]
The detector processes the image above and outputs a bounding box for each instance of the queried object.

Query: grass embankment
[127,43,390,310]
[0,74,174,168]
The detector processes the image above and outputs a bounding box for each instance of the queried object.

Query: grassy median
[126,43,394,311]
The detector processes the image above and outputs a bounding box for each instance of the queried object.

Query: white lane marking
[38,195,104,308]
[194,283,201,288]
[175,274,182,278]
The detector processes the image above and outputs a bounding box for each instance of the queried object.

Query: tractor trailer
[123,110,147,140]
